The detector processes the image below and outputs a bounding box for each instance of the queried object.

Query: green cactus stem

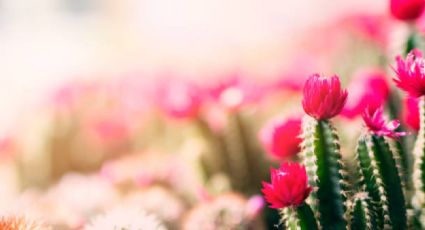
[300,116,348,229]
[356,134,407,229]
[412,96,425,226]
[387,90,412,189]
[280,202,319,230]
[349,193,376,230]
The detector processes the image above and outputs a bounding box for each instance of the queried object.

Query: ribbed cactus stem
[300,116,348,229]
[356,134,407,229]
[349,193,375,230]
[413,96,425,207]
[356,137,389,229]
[281,208,299,230]
[412,96,425,227]
[280,203,319,230]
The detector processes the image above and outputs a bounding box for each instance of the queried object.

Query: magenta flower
[208,74,265,112]
[157,79,202,120]
[339,13,391,49]
[261,163,312,209]
[402,96,420,131]
[342,69,390,119]
[393,49,425,97]
[258,117,302,160]
[362,107,407,139]
[390,0,425,21]
[302,74,348,120]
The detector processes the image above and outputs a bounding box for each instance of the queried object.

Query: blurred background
[0,0,383,129]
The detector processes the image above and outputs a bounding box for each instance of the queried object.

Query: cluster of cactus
[261,66,425,229]
[299,115,406,229]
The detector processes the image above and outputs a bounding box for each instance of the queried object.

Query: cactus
[301,116,348,229]
[281,203,318,230]
[413,97,425,225]
[349,193,375,230]
[356,134,407,229]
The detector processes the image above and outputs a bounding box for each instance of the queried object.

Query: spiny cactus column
[300,74,349,229]
[281,203,318,230]
[356,107,407,229]
[301,117,348,229]
[412,97,425,220]
[392,49,425,227]
[349,193,375,230]
[356,135,406,229]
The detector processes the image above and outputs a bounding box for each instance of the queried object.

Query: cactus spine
[300,116,348,229]
[356,134,407,229]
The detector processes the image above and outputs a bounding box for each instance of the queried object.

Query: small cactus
[301,117,349,229]
[299,74,349,229]
[356,107,407,229]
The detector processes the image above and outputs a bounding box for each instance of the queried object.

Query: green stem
[356,134,407,229]
[370,136,406,229]
[296,203,319,230]
[412,96,425,227]
[350,193,376,230]
[301,117,348,229]
[405,28,420,56]
[387,89,412,190]
[280,203,318,230]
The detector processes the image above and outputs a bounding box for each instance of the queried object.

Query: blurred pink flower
[362,106,407,139]
[390,0,425,21]
[245,195,265,219]
[84,113,130,148]
[183,193,265,230]
[402,96,420,131]
[0,134,18,160]
[49,81,83,112]
[92,118,128,141]
[156,79,203,120]
[393,49,425,97]
[302,74,348,120]
[342,69,390,119]
[261,163,311,209]
[258,116,302,160]
[339,13,391,48]
[48,80,99,113]
[208,74,265,112]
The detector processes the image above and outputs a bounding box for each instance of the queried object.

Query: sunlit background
[1,0,383,130]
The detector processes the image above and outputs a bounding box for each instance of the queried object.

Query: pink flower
[362,106,407,139]
[402,96,420,131]
[390,0,425,21]
[245,195,265,218]
[339,13,391,48]
[261,163,312,209]
[208,74,265,112]
[258,117,302,160]
[157,79,202,119]
[90,117,129,143]
[393,49,425,97]
[302,74,348,120]
[342,69,390,119]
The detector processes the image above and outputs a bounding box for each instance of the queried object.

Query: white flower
[85,207,166,230]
